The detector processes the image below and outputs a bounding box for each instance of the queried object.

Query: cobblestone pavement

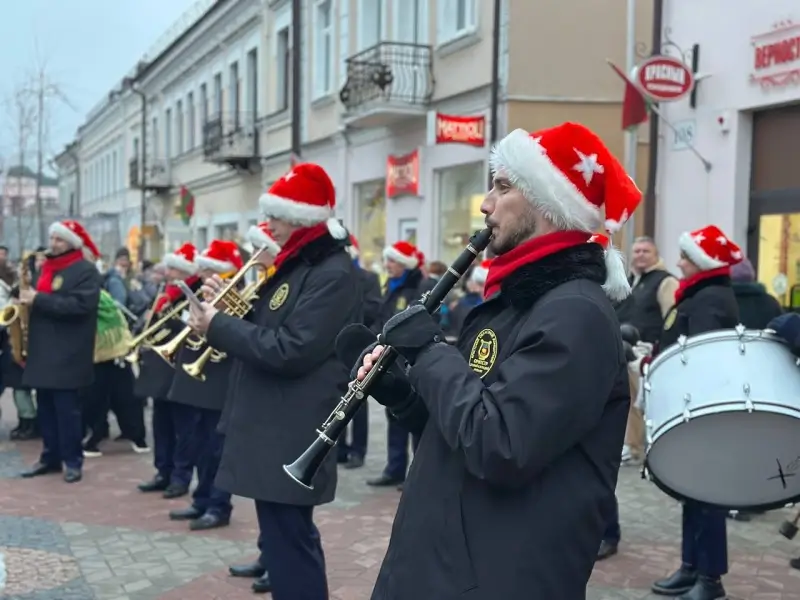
[1,390,800,599]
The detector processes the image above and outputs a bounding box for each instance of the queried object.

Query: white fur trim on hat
[489,129,602,232]
[246,225,281,256]
[49,221,83,249]
[602,244,632,302]
[163,252,198,275]
[259,193,332,226]
[195,255,236,273]
[383,246,419,269]
[678,231,726,271]
[471,266,488,285]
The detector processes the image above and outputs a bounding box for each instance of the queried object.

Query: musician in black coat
[188,164,361,598]
[135,243,201,499]
[651,224,741,600]
[20,220,102,484]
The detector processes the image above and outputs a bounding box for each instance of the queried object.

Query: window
[246,48,258,115]
[437,0,476,44]
[229,61,240,126]
[276,27,291,111]
[176,100,184,154]
[133,137,139,163]
[213,73,223,115]
[151,117,159,157]
[436,163,484,264]
[355,179,387,273]
[112,151,118,192]
[187,92,195,149]
[165,108,173,159]
[394,0,427,43]
[358,0,384,50]
[200,83,208,125]
[313,0,334,98]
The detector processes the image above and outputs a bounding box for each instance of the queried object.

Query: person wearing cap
[135,242,203,499]
[650,225,741,600]
[19,219,103,484]
[336,233,382,470]
[366,239,434,489]
[355,123,638,598]
[187,163,361,597]
[165,239,251,532]
[729,257,782,329]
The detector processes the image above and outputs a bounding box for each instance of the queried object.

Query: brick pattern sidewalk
[1,392,800,599]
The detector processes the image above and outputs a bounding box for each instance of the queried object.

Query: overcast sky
[0,0,198,170]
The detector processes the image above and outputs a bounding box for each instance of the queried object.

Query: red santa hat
[490,122,642,300]
[258,163,347,239]
[678,225,743,271]
[48,219,100,258]
[245,222,281,256]
[471,258,492,285]
[383,240,419,270]
[163,242,198,275]
[347,234,360,259]
[196,240,244,274]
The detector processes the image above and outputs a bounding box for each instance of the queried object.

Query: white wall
[655,0,800,269]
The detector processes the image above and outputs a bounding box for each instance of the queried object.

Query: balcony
[128,158,171,193]
[339,42,434,128]
[202,112,260,172]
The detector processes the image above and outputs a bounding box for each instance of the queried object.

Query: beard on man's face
[487,214,538,256]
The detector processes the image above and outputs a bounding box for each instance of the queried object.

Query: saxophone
[0,254,32,365]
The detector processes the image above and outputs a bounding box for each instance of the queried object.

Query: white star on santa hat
[716,235,727,245]
[572,148,604,185]
[283,170,295,181]
[693,233,705,243]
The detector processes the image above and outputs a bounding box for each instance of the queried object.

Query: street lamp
[122,76,148,267]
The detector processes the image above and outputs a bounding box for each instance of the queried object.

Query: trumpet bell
[0,304,19,326]
[182,360,206,382]
[185,335,204,350]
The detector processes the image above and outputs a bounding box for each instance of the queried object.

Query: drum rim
[643,459,800,511]
[646,327,786,377]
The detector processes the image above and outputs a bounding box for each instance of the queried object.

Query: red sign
[386,150,419,199]
[635,55,694,101]
[750,20,800,89]
[435,113,486,147]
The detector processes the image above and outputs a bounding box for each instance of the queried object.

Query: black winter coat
[167,339,232,411]
[369,245,630,600]
[207,233,362,506]
[23,257,101,390]
[359,268,382,329]
[375,268,432,331]
[731,281,782,329]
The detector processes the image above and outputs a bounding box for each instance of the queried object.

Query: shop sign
[435,113,486,147]
[750,20,800,89]
[386,149,420,199]
[635,55,694,102]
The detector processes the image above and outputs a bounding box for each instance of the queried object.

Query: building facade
[0,165,59,257]
[655,0,800,304]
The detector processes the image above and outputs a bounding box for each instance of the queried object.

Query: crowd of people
[0,120,798,600]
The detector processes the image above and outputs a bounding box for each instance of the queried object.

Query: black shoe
[229,561,266,578]
[189,513,230,531]
[366,474,404,487]
[82,445,103,458]
[790,556,800,570]
[138,474,169,492]
[20,462,62,478]
[652,566,698,596]
[677,576,725,600]
[344,455,365,469]
[162,484,189,499]
[169,506,204,521]
[596,540,618,561]
[337,452,349,464]
[252,573,272,593]
[11,418,37,441]
[130,440,150,454]
[64,468,82,483]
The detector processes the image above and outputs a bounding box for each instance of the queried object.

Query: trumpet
[283,228,493,490]
[124,298,190,365]
[153,248,270,373]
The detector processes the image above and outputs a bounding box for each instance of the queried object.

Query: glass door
[756,213,800,307]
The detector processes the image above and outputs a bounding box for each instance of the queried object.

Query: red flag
[608,60,649,131]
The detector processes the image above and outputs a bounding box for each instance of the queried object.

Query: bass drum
[643,326,800,510]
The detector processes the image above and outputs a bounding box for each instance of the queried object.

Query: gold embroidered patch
[663,307,677,331]
[468,328,498,378]
[395,296,407,311]
[269,283,290,310]
[52,275,63,291]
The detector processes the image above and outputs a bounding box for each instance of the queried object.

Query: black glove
[768,313,800,350]
[382,304,444,364]
[620,323,640,345]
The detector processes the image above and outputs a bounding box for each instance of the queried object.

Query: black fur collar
[499,244,607,309]
[678,274,731,303]
[290,232,348,267]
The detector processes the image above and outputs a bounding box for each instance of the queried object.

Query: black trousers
[254,500,328,600]
[82,360,145,446]
[337,402,368,460]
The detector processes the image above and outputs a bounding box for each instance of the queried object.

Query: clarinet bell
[779,519,798,540]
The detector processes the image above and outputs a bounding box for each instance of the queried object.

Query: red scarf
[483,230,592,299]
[674,266,730,304]
[36,250,84,293]
[272,223,330,273]
[155,275,200,313]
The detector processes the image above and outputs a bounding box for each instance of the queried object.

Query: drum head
[647,409,800,510]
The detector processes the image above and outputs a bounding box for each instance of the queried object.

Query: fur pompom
[602,243,631,302]
[326,218,348,240]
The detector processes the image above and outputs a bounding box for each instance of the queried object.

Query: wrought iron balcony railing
[202,112,258,160]
[339,42,434,112]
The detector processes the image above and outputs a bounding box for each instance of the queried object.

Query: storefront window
[437,163,485,264]
[757,213,800,308]
[355,179,386,273]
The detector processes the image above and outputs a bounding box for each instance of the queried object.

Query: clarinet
[283,228,493,489]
